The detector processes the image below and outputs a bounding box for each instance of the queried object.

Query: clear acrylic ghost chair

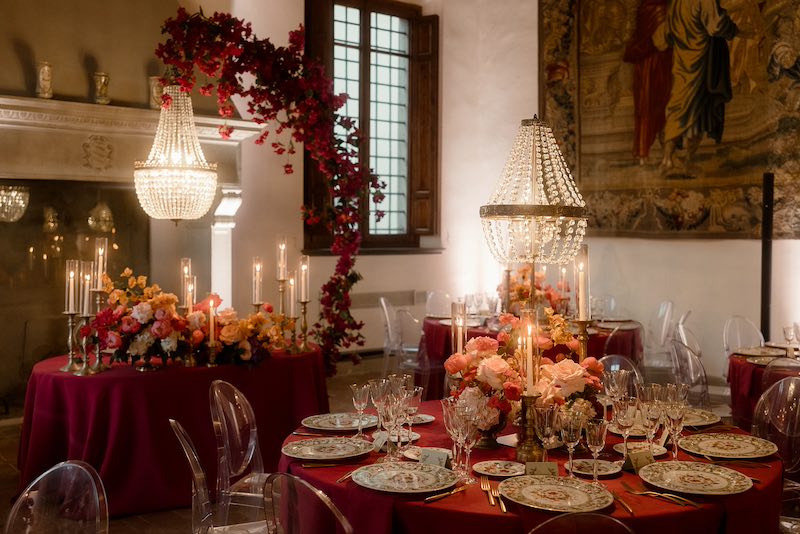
[527,512,635,533]
[670,339,711,408]
[723,315,764,353]
[265,472,353,534]
[425,290,451,318]
[6,460,108,534]
[762,358,800,391]
[599,355,643,396]
[379,296,422,378]
[169,419,269,534]
[210,380,268,526]
[645,300,673,349]
[752,378,800,497]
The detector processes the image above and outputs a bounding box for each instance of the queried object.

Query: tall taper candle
[65,259,78,313]
[276,236,288,280]
[209,298,216,345]
[94,237,108,290]
[252,256,263,304]
[526,323,534,395]
[299,255,310,301]
[80,261,94,316]
[187,276,195,314]
[575,244,591,321]
[180,258,192,308]
[288,270,297,317]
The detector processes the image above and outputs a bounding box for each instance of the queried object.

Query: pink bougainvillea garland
[155,8,384,374]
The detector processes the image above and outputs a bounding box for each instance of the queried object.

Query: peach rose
[497,331,511,344]
[219,323,243,344]
[503,381,523,401]
[120,315,141,335]
[150,319,173,339]
[477,355,511,390]
[105,331,122,349]
[191,329,205,345]
[444,353,469,375]
[566,338,580,352]
[239,339,252,361]
[540,359,588,398]
[581,356,604,375]
[465,336,499,357]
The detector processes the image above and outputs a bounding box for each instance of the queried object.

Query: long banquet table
[421,318,643,399]
[279,400,781,534]
[18,349,329,517]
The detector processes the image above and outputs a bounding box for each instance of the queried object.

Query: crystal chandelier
[134,85,217,220]
[480,116,587,266]
[0,185,30,222]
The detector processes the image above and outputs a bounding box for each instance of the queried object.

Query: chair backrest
[210,380,264,508]
[598,355,642,395]
[723,315,765,353]
[379,296,402,350]
[265,472,353,534]
[762,358,800,391]
[676,323,702,357]
[425,290,451,317]
[752,376,800,473]
[6,460,109,534]
[670,339,710,408]
[645,300,673,348]
[170,419,214,534]
[527,512,635,533]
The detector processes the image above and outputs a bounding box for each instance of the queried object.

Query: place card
[657,428,670,448]
[625,449,656,474]
[419,449,451,469]
[525,462,559,476]
[372,434,388,453]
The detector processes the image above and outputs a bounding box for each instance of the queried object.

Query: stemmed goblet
[560,412,584,478]
[401,386,424,453]
[612,396,637,465]
[785,326,796,357]
[664,401,687,459]
[456,405,478,484]
[585,418,609,486]
[534,404,559,462]
[441,398,463,474]
[350,383,370,441]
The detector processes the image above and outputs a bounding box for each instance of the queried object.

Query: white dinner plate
[765,341,800,350]
[596,321,638,330]
[566,459,622,477]
[351,462,458,494]
[498,475,614,512]
[746,356,779,366]
[472,460,525,477]
[683,408,722,427]
[607,423,648,437]
[281,437,374,461]
[301,413,378,431]
[497,434,563,449]
[638,461,752,495]
[411,413,435,425]
[678,433,778,459]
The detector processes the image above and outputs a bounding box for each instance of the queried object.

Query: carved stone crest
[82,135,114,171]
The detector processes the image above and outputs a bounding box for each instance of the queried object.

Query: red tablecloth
[728,355,766,430]
[18,350,329,517]
[420,319,643,399]
[279,400,780,534]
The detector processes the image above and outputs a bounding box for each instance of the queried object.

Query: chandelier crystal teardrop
[134,85,217,220]
[480,116,587,265]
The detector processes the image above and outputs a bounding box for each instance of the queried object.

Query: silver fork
[491,485,506,513]
[479,475,495,506]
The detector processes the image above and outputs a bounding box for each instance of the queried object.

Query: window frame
[304,0,439,253]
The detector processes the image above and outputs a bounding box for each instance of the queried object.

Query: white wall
[171,0,800,380]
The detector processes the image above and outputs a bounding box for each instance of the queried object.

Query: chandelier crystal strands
[0,186,30,222]
[134,85,217,221]
[480,116,587,267]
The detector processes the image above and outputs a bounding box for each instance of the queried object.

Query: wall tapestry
[539,0,800,238]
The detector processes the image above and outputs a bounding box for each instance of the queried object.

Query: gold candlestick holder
[288,316,300,354]
[60,311,82,373]
[573,319,594,363]
[207,341,218,367]
[277,279,287,315]
[299,300,311,352]
[516,394,544,463]
[74,315,95,376]
[253,302,263,314]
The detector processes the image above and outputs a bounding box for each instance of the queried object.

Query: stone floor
[0,354,386,533]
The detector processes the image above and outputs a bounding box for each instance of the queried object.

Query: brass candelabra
[74,315,94,376]
[573,319,593,363]
[516,394,544,463]
[299,300,311,352]
[60,312,82,373]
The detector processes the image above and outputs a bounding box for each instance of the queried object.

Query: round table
[727,353,800,430]
[420,318,643,399]
[18,350,329,517]
[279,400,781,534]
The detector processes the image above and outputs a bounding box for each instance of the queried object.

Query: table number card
[525,462,559,476]
[625,449,656,474]
[419,449,451,469]
[372,435,388,453]
[657,428,670,448]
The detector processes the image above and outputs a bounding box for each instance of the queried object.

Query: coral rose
[444,352,469,375]
[150,320,173,339]
[219,323,243,344]
[581,356,604,375]
[120,315,141,335]
[503,381,523,401]
[191,329,205,345]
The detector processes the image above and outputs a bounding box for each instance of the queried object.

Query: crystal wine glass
[534,404,559,462]
[441,398,462,474]
[665,401,687,459]
[639,400,661,455]
[369,378,389,439]
[612,396,637,465]
[560,412,584,478]
[401,386,424,453]
[350,383,370,440]
[456,405,478,484]
[585,418,609,486]
[603,369,631,403]
[785,326,796,357]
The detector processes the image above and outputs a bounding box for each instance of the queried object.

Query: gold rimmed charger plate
[281,437,374,461]
[638,461,752,495]
[745,356,779,366]
[351,462,459,494]
[735,346,785,357]
[301,413,378,432]
[683,408,722,427]
[678,433,778,459]
[498,475,614,512]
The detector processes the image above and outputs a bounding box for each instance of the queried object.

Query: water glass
[612,396,637,465]
[402,386,424,452]
[441,398,462,472]
[585,418,609,486]
[560,412,584,478]
[665,402,687,459]
[455,405,478,484]
[350,383,370,440]
[603,370,631,401]
[534,404,559,462]
[369,378,389,435]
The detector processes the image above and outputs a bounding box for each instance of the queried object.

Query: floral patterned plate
[301,413,378,431]
[745,356,779,366]
[735,346,785,357]
[402,446,452,462]
[351,462,459,493]
[281,437,374,461]
[411,413,435,425]
[638,461,752,495]
[472,460,525,477]
[607,423,648,437]
[566,459,622,477]
[678,433,778,459]
[371,430,421,443]
[498,475,614,512]
[497,434,563,449]
[683,408,722,427]
[612,442,668,457]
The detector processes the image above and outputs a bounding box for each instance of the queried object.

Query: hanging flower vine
[155,8,384,375]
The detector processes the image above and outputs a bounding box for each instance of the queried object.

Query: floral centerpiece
[506,265,566,314]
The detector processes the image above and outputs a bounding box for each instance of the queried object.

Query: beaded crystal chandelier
[480,116,586,266]
[134,85,217,220]
[0,186,30,222]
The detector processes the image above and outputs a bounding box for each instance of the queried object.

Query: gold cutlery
[301,463,340,468]
[479,475,495,506]
[336,468,360,483]
[621,480,699,508]
[424,485,468,503]
[611,491,634,515]
[491,486,507,513]
[702,455,771,469]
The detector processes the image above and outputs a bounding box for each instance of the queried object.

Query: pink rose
[120,315,141,335]
[566,338,580,352]
[477,355,511,389]
[534,335,554,350]
[444,353,469,375]
[498,313,520,329]
[465,336,499,357]
[150,320,173,339]
[219,323,242,344]
[581,356,604,375]
[497,331,511,344]
[154,308,170,321]
[540,359,588,398]
[191,329,205,345]
[105,331,122,349]
[503,381,523,401]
